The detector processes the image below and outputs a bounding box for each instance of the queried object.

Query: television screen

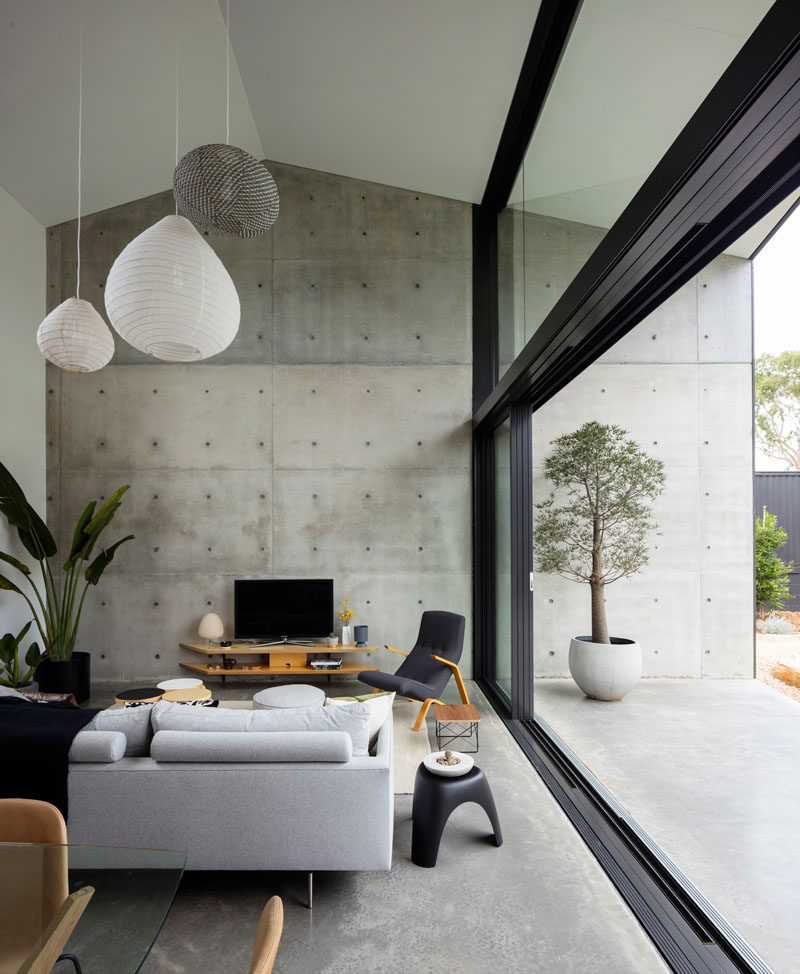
[234,579,333,640]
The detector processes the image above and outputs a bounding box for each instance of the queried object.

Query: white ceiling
[0,0,538,226]
[0,0,788,259]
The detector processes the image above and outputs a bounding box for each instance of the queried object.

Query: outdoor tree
[755,507,793,616]
[534,421,665,644]
[755,351,800,469]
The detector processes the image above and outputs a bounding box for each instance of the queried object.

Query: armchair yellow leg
[412,698,442,733]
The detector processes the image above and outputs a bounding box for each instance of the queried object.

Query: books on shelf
[309,658,342,670]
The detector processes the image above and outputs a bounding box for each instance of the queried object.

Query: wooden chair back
[0,799,70,963]
[248,895,284,974]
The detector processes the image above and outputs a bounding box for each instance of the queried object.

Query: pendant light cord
[76,0,84,299]
[175,0,180,213]
[226,0,230,145]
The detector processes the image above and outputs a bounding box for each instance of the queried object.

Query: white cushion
[87,706,152,756]
[253,684,325,710]
[69,730,126,763]
[325,693,395,751]
[150,699,371,756]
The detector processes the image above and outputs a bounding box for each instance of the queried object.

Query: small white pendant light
[172,0,279,238]
[105,0,240,362]
[104,214,240,361]
[37,299,114,373]
[37,0,114,374]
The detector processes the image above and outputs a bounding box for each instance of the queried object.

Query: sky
[752,205,800,470]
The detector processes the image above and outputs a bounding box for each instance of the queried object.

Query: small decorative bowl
[423,751,474,778]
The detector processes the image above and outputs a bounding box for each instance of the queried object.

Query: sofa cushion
[151,730,353,763]
[85,706,152,757]
[69,730,126,763]
[325,692,395,751]
[151,700,371,756]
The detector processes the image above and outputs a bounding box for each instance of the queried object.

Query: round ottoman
[253,684,325,711]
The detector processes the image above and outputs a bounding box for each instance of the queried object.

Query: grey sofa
[66,711,394,873]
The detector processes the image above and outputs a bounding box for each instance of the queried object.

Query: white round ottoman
[253,684,326,711]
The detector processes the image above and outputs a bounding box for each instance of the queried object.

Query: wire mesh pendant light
[37,0,114,373]
[37,298,115,373]
[104,214,240,361]
[174,143,279,237]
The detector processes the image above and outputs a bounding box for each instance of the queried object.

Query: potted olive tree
[0,461,133,701]
[534,421,665,701]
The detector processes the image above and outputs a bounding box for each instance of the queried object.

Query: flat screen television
[234,578,334,645]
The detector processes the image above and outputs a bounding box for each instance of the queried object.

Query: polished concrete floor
[85,678,667,973]
[535,677,798,974]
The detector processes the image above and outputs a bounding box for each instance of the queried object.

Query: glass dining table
[0,842,185,974]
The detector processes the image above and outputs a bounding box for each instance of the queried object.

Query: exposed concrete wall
[47,163,472,681]
[520,214,754,679]
[0,186,45,640]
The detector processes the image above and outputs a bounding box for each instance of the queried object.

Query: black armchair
[358,611,468,732]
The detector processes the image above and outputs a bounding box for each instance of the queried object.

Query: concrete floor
[85,678,667,973]
[535,677,800,974]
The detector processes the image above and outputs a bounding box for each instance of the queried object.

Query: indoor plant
[534,421,665,700]
[0,461,133,700]
[0,621,45,689]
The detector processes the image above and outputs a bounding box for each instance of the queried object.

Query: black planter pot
[36,651,91,703]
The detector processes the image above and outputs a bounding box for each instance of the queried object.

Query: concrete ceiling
[0,0,788,259]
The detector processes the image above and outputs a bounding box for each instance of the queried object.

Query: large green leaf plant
[0,461,133,662]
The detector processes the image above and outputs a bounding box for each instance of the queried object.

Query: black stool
[411,764,503,867]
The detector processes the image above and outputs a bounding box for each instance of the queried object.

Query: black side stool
[411,764,503,868]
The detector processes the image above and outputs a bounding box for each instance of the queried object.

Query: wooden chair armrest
[430,653,460,671]
[429,655,470,705]
[384,644,408,657]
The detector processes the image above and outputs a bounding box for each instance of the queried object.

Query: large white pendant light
[104,0,240,362]
[172,0,279,238]
[37,0,114,374]
[104,214,240,361]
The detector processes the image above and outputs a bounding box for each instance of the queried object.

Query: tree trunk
[590,580,609,643]
[590,513,610,643]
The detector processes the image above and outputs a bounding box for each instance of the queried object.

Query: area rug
[391,700,433,794]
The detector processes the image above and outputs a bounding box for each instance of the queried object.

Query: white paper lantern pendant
[104,214,240,362]
[173,143,279,238]
[37,298,115,373]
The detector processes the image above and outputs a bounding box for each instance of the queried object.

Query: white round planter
[423,751,474,777]
[568,636,641,701]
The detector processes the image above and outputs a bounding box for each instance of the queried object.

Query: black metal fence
[754,471,800,606]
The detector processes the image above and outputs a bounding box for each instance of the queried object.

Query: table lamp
[198,612,224,645]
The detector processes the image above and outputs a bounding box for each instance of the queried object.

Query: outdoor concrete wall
[46,162,472,681]
[523,214,754,679]
[0,186,46,641]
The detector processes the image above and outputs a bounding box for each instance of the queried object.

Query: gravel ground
[756,628,800,704]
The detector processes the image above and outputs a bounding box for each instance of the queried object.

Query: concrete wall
[0,186,46,640]
[47,162,473,681]
[518,214,754,679]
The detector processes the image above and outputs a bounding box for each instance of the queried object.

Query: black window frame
[472,1,800,971]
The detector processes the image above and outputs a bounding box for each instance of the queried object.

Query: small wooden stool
[433,702,481,753]
[162,685,212,703]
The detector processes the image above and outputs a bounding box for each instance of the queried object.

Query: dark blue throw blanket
[0,696,100,820]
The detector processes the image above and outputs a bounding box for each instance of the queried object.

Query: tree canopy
[754,351,800,470]
[534,421,665,643]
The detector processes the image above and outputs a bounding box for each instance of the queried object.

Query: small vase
[341,625,352,646]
